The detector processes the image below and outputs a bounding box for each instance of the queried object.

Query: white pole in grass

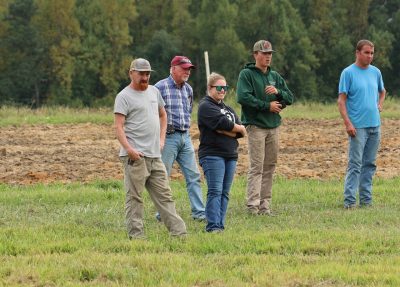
[204,51,210,82]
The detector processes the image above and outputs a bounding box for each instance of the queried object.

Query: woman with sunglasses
[197,72,246,233]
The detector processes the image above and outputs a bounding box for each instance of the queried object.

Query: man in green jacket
[236,39,294,216]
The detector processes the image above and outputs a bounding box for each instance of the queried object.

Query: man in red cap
[154,56,206,222]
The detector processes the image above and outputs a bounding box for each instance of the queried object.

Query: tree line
[0,0,399,107]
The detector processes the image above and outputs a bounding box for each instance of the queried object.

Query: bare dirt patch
[1,119,399,184]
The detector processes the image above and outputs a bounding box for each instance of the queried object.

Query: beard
[138,81,149,91]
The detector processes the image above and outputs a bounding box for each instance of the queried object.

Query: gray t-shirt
[114,85,165,157]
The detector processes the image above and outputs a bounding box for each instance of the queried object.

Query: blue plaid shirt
[155,75,193,131]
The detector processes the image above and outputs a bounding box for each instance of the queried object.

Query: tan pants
[246,125,279,213]
[121,156,187,238]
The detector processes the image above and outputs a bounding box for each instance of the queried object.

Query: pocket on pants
[125,157,146,177]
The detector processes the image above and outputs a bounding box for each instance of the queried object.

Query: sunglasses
[211,85,229,92]
[177,59,192,65]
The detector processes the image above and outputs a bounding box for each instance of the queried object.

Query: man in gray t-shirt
[114,58,186,239]
[114,81,164,158]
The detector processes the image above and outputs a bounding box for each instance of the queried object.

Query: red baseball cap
[170,56,196,69]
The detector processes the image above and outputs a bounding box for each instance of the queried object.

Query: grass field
[1,177,400,286]
[0,106,112,127]
[1,97,399,127]
[1,102,399,286]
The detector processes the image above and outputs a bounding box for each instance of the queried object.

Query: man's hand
[160,138,165,151]
[345,122,357,137]
[265,85,278,95]
[269,101,282,113]
[127,147,144,161]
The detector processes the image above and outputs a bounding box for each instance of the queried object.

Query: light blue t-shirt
[338,63,384,128]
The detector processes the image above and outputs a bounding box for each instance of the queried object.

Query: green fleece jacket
[236,63,294,128]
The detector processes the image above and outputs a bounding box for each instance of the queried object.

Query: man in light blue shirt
[338,40,386,209]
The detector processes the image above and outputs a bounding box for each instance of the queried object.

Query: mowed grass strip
[1,177,399,286]
[1,97,399,127]
[0,106,112,126]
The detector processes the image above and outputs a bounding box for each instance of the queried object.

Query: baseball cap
[129,58,154,72]
[253,40,274,52]
[170,56,196,69]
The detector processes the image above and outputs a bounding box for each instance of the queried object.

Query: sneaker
[258,209,276,216]
[208,229,223,234]
[247,208,259,215]
[193,216,206,222]
[129,234,146,240]
[344,204,357,210]
[171,233,188,239]
[155,213,162,222]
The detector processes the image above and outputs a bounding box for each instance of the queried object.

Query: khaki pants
[246,125,279,212]
[121,156,187,238]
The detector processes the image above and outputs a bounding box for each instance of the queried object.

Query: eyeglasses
[177,59,192,65]
[211,85,229,92]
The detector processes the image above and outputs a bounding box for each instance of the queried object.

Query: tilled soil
[0,119,399,185]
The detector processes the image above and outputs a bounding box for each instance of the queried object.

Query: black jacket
[197,96,241,160]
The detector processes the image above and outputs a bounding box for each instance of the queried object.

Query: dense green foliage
[1,177,400,286]
[0,0,399,107]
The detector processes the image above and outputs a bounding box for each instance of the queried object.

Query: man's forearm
[338,94,352,126]
[116,126,132,152]
[159,107,167,145]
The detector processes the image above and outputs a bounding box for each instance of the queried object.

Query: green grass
[219,93,400,120]
[0,106,112,127]
[1,97,399,127]
[281,96,400,120]
[1,177,399,286]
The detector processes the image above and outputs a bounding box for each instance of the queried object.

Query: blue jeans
[161,131,205,219]
[344,127,381,207]
[199,156,237,232]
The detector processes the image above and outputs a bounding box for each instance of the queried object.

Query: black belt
[167,130,186,135]
[167,124,187,134]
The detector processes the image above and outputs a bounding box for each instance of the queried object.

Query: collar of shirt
[168,75,185,89]
[158,75,193,131]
